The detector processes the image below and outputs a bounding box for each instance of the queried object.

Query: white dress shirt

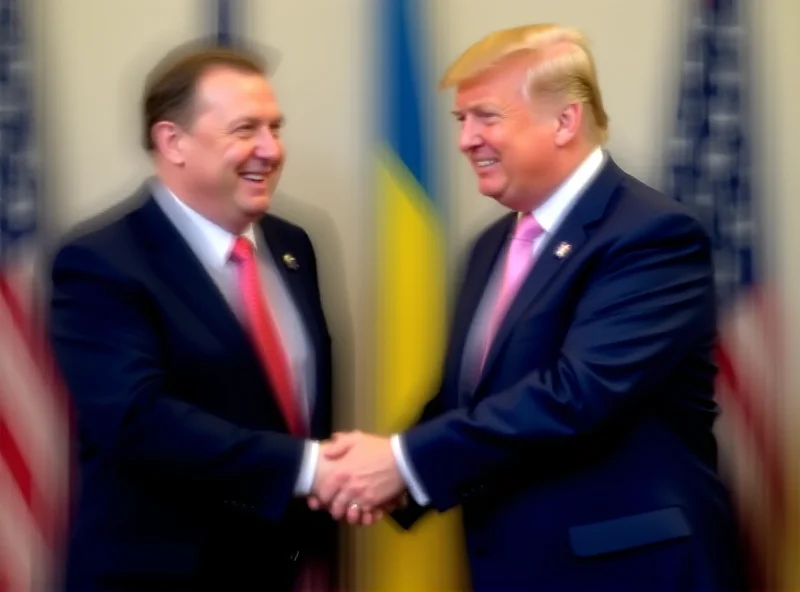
[151,180,318,495]
[391,147,607,506]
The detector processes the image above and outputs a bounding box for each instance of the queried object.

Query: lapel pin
[554,242,572,259]
[282,253,299,270]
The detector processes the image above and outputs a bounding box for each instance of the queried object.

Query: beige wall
[32,0,800,563]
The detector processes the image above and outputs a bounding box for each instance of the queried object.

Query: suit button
[289,549,300,562]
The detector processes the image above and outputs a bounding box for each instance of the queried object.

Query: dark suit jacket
[48,190,335,591]
[394,160,746,591]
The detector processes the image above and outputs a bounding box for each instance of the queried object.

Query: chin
[479,186,507,204]
[477,176,506,196]
[241,193,270,213]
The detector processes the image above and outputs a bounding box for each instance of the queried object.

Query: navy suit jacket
[48,190,334,591]
[395,160,745,591]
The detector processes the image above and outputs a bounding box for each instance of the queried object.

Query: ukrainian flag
[366,0,467,589]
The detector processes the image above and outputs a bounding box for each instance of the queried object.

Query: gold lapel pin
[282,253,299,270]
[554,242,572,259]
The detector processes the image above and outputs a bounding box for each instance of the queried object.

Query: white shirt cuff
[390,434,430,506]
[294,440,319,496]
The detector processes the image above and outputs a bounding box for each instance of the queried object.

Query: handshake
[306,430,410,526]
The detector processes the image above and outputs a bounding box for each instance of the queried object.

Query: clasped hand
[307,431,408,526]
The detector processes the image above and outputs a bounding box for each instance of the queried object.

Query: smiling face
[160,65,286,233]
[452,60,563,212]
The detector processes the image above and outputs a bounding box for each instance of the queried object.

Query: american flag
[665,0,783,588]
[0,0,70,590]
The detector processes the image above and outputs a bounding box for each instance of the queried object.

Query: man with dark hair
[49,43,339,591]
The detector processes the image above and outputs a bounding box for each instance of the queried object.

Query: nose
[458,118,482,153]
[254,127,282,160]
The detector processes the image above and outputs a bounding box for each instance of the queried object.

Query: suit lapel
[448,215,515,378]
[132,197,256,361]
[258,217,322,346]
[259,216,331,436]
[479,220,588,377]
[477,159,626,387]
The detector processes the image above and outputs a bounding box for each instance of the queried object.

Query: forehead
[454,60,528,110]
[194,66,281,120]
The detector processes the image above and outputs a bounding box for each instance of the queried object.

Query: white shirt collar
[153,180,258,268]
[523,146,606,233]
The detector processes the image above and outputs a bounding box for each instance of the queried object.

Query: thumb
[323,431,360,459]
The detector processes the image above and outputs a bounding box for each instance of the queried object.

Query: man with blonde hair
[315,24,745,591]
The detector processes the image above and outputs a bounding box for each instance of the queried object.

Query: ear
[151,121,187,166]
[553,103,583,147]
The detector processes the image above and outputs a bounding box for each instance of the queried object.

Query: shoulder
[600,167,711,251]
[49,190,150,277]
[260,212,312,244]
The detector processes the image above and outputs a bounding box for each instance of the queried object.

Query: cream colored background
[31,0,800,428]
[30,0,800,578]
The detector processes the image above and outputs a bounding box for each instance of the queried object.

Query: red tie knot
[230,236,255,263]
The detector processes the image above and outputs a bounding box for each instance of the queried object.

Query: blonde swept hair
[440,24,609,144]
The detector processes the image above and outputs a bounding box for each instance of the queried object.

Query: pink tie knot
[230,236,255,263]
[513,212,543,243]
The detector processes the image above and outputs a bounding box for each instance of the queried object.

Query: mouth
[239,171,270,186]
[472,158,499,173]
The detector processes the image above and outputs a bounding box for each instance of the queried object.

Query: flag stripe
[368,1,466,590]
[0,453,38,590]
[0,290,62,550]
[717,352,783,511]
[380,0,434,199]
[0,0,71,588]
[0,405,33,510]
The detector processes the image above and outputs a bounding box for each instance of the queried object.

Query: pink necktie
[480,213,544,370]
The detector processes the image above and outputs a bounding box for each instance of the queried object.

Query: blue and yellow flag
[368,0,467,589]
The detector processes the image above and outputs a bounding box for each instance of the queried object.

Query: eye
[269,123,283,137]
[234,123,257,138]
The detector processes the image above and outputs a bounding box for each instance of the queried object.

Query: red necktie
[229,237,305,436]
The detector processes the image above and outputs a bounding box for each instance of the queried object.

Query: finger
[330,491,351,521]
[365,509,383,525]
[315,471,345,507]
[346,503,363,526]
[307,495,322,510]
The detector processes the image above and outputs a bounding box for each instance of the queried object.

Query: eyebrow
[451,105,494,118]
[230,115,285,128]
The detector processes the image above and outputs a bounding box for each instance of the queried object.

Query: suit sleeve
[401,212,717,512]
[49,242,304,522]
